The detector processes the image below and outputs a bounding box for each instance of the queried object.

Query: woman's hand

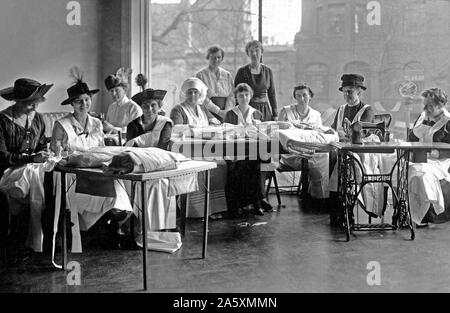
[209,118,221,126]
[32,150,52,163]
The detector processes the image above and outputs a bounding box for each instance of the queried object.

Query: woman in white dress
[195,45,235,122]
[278,83,329,201]
[50,74,133,253]
[103,68,143,144]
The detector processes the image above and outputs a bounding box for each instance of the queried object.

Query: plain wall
[0,0,103,112]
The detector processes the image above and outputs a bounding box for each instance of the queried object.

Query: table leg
[396,150,415,240]
[141,181,148,290]
[202,170,210,259]
[339,152,359,241]
[61,172,67,270]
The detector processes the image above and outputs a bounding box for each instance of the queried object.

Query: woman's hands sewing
[32,150,53,163]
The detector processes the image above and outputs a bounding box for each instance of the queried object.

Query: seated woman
[127,88,173,149]
[278,83,329,201]
[103,68,143,144]
[170,77,221,127]
[50,73,133,252]
[224,83,272,217]
[0,78,53,259]
[408,88,450,226]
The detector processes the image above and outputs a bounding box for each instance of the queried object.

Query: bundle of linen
[58,146,189,175]
[104,147,189,175]
[276,128,339,159]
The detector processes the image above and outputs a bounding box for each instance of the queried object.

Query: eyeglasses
[342,88,358,95]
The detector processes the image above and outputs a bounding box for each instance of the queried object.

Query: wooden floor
[2,193,450,293]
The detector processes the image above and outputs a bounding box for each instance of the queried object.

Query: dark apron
[210,97,228,122]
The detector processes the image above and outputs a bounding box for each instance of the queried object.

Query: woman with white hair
[170,77,221,126]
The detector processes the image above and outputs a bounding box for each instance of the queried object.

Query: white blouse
[106,95,143,128]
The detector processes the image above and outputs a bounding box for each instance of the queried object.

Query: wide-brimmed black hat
[339,74,366,91]
[131,88,167,106]
[0,78,53,101]
[61,81,99,105]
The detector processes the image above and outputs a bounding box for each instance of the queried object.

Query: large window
[150,0,450,139]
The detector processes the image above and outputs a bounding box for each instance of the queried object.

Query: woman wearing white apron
[0,78,53,262]
[329,74,380,226]
[170,77,220,127]
[224,83,274,217]
[126,87,176,246]
[50,73,132,257]
[127,88,172,149]
[278,83,329,200]
[408,88,450,226]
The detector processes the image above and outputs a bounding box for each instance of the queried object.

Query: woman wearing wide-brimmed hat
[0,77,53,260]
[127,87,173,150]
[49,69,133,253]
[103,68,143,142]
[170,77,221,127]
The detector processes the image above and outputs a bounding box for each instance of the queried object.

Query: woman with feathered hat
[126,74,173,150]
[49,68,133,253]
[0,77,53,260]
[103,68,143,143]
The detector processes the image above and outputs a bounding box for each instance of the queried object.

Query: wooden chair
[264,158,309,206]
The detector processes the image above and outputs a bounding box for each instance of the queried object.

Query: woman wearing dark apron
[235,40,278,122]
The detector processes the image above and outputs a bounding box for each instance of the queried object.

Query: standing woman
[103,68,143,143]
[0,78,53,258]
[50,73,133,253]
[224,83,272,217]
[127,88,173,149]
[235,40,278,122]
[196,45,235,121]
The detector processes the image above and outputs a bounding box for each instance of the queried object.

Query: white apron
[230,106,257,126]
[125,116,172,148]
[52,116,132,260]
[181,104,210,127]
[280,106,329,199]
[329,103,384,216]
[408,109,450,224]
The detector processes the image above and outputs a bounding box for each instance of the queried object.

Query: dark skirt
[424,180,450,224]
[249,101,273,122]
[225,160,264,212]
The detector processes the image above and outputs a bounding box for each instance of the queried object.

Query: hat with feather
[61,66,99,105]
[104,67,132,90]
[131,73,167,106]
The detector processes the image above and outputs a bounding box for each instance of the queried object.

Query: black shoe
[251,207,264,216]
[108,209,128,223]
[260,199,273,212]
[227,209,244,219]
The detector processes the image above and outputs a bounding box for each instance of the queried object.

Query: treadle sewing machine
[343,118,388,144]
[337,120,406,241]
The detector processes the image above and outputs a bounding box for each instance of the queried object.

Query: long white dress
[278,105,329,199]
[51,114,133,255]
